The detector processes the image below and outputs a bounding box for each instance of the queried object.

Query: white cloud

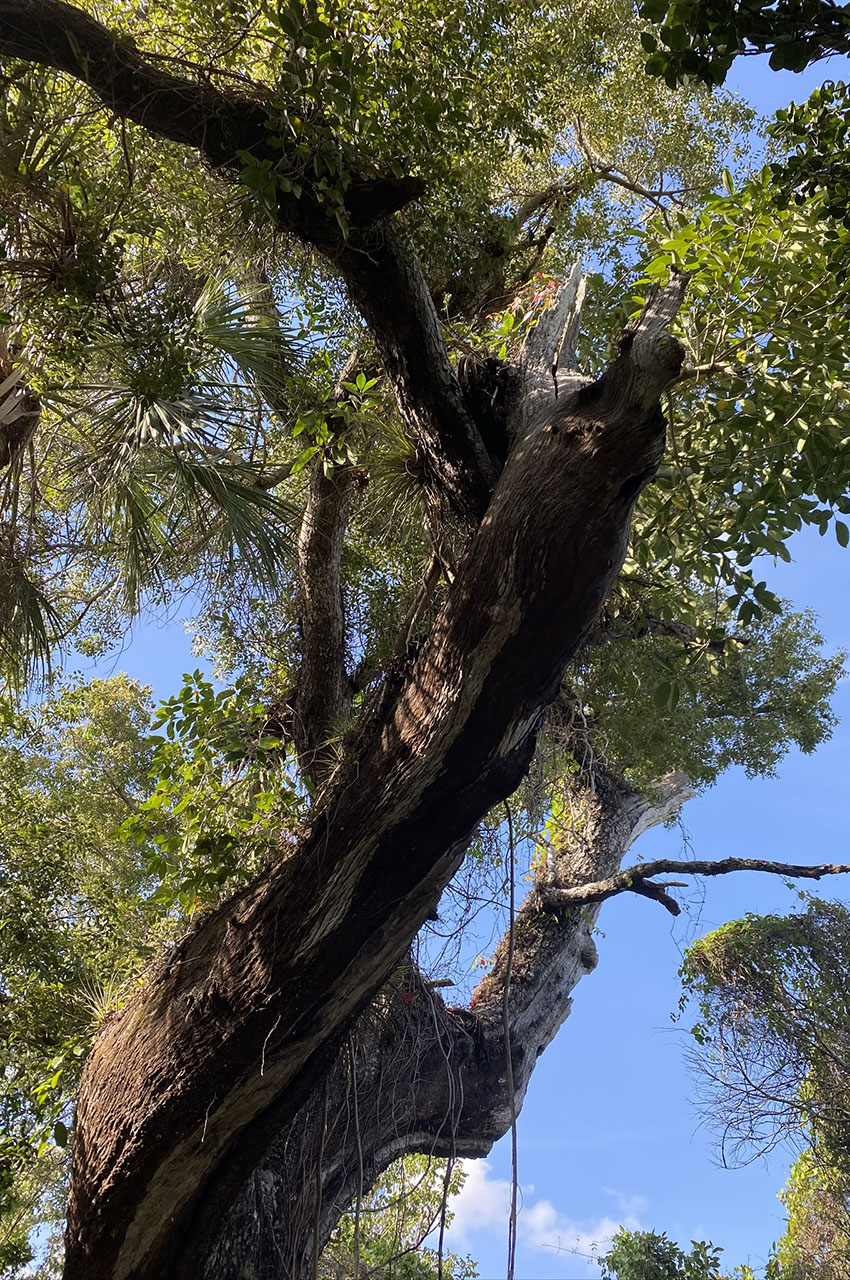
[601,1187,650,1220]
[447,1161,645,1272]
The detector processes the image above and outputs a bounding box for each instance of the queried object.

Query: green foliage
[600,1228,723,1280]
[626,173,850,624]
[768,1150,850,1280]
[0,65,310,685]
[0,675,168,1261]
[125,671,304,911]
[0,0,755,686]
[321,1155,476,1280]
[572,606,843,790]
[638,0,850,87]
[769,82,850,232]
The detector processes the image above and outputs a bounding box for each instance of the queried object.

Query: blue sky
[83,55,850,1280]
[443,527,849,1280]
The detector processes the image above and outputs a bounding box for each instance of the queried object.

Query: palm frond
[164,452,297,589]
[192,278,301,406]
[0,536,62,690]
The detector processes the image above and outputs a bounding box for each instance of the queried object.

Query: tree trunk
[197,768,694,1280]
[0,9,693,1273]
[62,275,687,1279]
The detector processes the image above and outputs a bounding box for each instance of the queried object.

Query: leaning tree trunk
[60,276,686,1280]
[0,8,691,1276]
[198,767,694,1280]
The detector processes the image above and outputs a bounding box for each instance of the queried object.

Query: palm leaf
[192,278,301,401]
[0,539,62,690]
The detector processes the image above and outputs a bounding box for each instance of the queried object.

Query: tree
[681,900,850,1280]
[1,0,850,1276]
[600,1229,724,1280]
[770,1151,850,1280]
[638,0,850,86]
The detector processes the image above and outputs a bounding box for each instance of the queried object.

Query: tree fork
[199,767,695,1278]
[61,275,687,1278]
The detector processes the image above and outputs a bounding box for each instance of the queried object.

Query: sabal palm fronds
[0,274,307,686]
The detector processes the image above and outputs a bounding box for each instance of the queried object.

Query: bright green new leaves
[125,671,304,911]
[769,1149,850,1280]
[627,174,850,626]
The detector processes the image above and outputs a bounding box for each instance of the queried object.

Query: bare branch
[551,857,850,917]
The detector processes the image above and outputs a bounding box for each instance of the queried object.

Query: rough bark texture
[196,767,695,1280]
[0,7,695,1276]
[60,271,686,1278]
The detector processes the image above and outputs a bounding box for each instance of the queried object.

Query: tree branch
[63,270,688,1280]
[292,463,358,786]
[552,857,850,917]
[198,766,695,1277]
[0,0,496,521]
[0,0,422,225]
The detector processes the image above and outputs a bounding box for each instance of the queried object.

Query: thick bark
[62,276,687,1279]
[0,9,695,1274]
[198,768,694,1280]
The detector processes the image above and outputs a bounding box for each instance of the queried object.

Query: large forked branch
[553,857,850,916]
[0,0,496,519]
[62,275,688,1280]
[198,767,694,1278]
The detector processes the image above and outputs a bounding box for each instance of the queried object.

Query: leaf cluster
[639,0,850,87]
[124,670,306,911]
[601,1228,724,1280]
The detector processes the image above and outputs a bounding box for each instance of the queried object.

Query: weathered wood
[0,7,695,1273]
[198,767,694,1280]
[63,277,686,1278]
